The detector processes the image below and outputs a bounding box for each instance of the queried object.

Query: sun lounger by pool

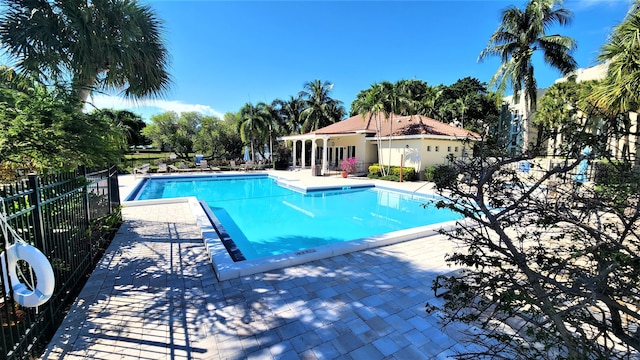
[133,163,150,177]
[157,163,167,173]
[168,164,198,172]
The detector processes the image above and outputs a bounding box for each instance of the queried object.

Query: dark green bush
[388,166,416,181]
[433,164,459,190]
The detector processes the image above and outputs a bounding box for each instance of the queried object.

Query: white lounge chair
[157,163,167,173]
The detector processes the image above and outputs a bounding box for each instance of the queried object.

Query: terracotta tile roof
[311,113,480,139]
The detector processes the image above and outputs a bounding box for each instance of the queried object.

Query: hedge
[368,164,417,181]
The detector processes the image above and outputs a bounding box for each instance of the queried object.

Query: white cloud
[85,94,225,120]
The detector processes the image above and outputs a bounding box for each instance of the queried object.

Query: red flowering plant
[341,157,358,174]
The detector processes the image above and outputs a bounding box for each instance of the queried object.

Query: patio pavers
[42,173,471,359]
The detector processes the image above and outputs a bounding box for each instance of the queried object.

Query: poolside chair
[168,164,181,173]
[157,163,168,173]
[133,163,150,178]
[243,161,254,171]
[200,159,210,171]
[230,160,241,170]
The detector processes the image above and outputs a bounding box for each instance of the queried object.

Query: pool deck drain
[42,170,474,359]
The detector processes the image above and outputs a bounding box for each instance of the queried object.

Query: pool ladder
[411,182,430,200]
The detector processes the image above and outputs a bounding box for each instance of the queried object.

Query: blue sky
[90,0,632,121]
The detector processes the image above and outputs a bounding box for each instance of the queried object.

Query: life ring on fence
[1,243,55,307]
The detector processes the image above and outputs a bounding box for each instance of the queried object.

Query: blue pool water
[135,176,461,260]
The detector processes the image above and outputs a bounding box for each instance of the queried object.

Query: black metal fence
[0,165,120,360]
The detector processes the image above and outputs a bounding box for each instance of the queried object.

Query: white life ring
[1,243,55,307]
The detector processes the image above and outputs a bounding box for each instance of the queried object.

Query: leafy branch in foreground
[426,111,640,358]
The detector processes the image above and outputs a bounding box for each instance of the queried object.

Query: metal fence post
[109,165,120,213]
[27,174,46,253]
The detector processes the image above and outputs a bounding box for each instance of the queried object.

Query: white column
[311,140,317,170]
[301,140,306,169]
[321,137,328,175]
[292,140,297,168]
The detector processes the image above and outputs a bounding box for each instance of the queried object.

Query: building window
[347,146,356,158]
[427,146,431,152]
[454,146,458,152]
[435,146,439,152]
[447,146,451,152]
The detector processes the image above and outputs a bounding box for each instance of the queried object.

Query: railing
[0,165,120,360]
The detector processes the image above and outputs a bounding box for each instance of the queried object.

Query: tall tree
[591,0,640,166]
[479,0,577,149]
[298,80,345,133]
[592,0,640,114]
[273,96,306,135]
[143,111,199,159]
[351,83,390,176]
[92,109,149,148]
[427,89,640,358]
[237,102,271,161]
[0,0,171,104]
[0,78,126,171]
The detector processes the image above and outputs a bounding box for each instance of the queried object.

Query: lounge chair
[200,159,209,171]
[243,161,254,171]
[133,163,150,177]
[168,164,196,173]
[230,160,241,170]
[157,163,168,173]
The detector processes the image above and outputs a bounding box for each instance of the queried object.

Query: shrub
[381,174,400,182]
[368,164,382,176]
[424,166,436,181]
[367,164,416,181]
[388,166,416,181]
[341,157,358,174]
[433,164,459,190]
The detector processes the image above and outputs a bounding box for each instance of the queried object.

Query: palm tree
[417,85,443,119]
[351,83,390,176]
[383,81,413,173]
[273,96,306,135]
[0,0,171,105]
[591,0,640,114]
[298,80,345,133]
[237,102,270,161]
[479,0,577,149]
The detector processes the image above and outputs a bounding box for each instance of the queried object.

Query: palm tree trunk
[250,137,255,162]
[387,113,393,175]
[375,114,386,176]
[73,74,97,109]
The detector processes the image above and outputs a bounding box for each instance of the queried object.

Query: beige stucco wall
[311,135,476,174]
[375,138,473,172]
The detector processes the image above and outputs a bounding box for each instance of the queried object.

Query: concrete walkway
[43,171,471,359]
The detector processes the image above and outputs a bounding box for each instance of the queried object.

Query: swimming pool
[127,174,463,280]
[135,175,461,260]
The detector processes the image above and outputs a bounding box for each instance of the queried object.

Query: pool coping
[122,174,467,281]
